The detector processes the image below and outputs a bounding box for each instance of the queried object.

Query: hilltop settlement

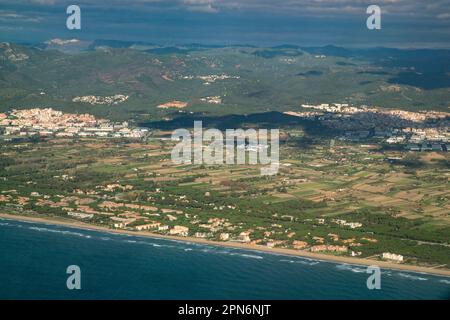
[0,108,148,139]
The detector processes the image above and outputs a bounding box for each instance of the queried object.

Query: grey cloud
[0,10,43,22]
[181,0,219,13]
[7,0,450,19]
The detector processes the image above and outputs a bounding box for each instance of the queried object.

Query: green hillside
[1,42,450,123]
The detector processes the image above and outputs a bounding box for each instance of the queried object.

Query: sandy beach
[1,212,450,277]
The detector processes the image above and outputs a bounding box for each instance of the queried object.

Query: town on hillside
[0,108,149,139]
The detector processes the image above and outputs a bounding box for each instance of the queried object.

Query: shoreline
[1,212,450,277]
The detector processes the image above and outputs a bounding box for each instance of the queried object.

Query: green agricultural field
[1,136,449,267]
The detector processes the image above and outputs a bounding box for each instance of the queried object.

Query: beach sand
[1,212,450,277]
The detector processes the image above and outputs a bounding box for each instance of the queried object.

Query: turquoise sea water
[0,217,449,300]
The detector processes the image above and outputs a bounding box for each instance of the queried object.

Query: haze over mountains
[2,0,450,48]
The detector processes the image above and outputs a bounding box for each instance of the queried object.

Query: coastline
[1,212,450,277]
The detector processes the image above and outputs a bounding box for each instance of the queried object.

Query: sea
[0,217,449,300]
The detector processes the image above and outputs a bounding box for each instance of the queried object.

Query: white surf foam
[336,264,366,273]
[397,273,428,281]
[28,226,92,238]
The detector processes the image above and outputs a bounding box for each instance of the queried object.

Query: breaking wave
[336,264,367,273]
[28,226,92,239]
[229,252,264,259]
[279,259,320,266]
[397,273,428,281]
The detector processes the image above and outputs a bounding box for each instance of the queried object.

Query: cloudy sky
[1,0,450,47]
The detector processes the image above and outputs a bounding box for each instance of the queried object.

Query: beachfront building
[239,231,251,243]
[382,252,404,262]
[194,232,213,238]
[310,245,348,253]
[67,212,94,219]
[158,225,169,231]
[292,241,308,250]
[219,233,230,241]
[169,225,189,236]
[135,222,160,231]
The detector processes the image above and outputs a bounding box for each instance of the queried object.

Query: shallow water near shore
[0,218,449,299]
